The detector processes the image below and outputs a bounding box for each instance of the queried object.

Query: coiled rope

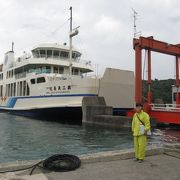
[0,154,81,175]
[43,154,81,172]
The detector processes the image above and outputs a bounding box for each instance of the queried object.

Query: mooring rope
[0,154,81,175]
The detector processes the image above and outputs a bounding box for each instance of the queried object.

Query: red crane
[133,36,180,105]
[131,36,180,124]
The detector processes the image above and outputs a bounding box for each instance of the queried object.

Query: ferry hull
[3,107,82,124]
[0,94,96,124]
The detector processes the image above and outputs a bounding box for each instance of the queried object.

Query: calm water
[0,113,179,163]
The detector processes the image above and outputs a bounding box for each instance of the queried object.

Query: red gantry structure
[129,36,180,124]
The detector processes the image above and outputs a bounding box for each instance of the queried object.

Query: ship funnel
[3,51,15,70]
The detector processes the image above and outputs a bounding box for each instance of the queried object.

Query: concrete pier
[82,96,133,127]
[82,96,157,127]
[0,144,180,180]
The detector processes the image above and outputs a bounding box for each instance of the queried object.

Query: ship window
[27,83,30,96]
[11,70,13,78]
[31,79,36,84]
[23,81,26,96]
[73,52,81,60]
[60,51,69,58]
[80,69,83,75]
[53,50,60,58]
[13,83,16,96]
[0,85,3,96]
[8,84,10,96]
[72,53,76,59]
[47,50,52,58]
[10,83,13,96]
[40,50,46,57]
[46,66,51,73]
[54,86,56,91]
[37,77,46,83]
[33,50,39,58]
[36,68,42,74]
[68,85,71,90]
[20,81,22,96]
[53,66,58,73]
[73,68,79,75]
[59,67,64,74]
[0,73,3,80]
[42,67,46,73]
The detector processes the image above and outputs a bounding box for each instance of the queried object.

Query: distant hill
[142,79,175,104]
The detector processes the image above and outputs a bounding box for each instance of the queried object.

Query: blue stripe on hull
[6,98,17,108]
[0,94,97,109]
[17,94,97,99]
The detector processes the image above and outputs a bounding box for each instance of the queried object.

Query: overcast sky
[0,0,179,79]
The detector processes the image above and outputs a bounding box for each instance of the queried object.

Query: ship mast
[69,7,73,75]
[69,7,79,75]
[132,8,141,38]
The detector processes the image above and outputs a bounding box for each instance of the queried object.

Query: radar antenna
[132,8,141,38]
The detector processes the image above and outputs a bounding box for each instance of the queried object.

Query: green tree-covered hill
[142,79,175,103]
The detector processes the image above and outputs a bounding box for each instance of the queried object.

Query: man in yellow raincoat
[132,103,151,163]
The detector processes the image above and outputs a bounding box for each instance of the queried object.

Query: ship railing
[150,103,180,112]
[29,56,92,65]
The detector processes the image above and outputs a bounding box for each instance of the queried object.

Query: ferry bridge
[128,36,180,124]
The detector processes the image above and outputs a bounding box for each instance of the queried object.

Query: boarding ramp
[98,68,134,109]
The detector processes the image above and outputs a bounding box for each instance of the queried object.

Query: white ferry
[0,8,135,120]
[0,8,100,120]
[0,43,99,119]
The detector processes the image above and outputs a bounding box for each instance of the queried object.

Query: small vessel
[0,7,99,120]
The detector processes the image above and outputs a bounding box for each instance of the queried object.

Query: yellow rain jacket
[132,110,151,136]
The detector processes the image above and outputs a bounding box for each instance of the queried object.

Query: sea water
[0,113,179,163]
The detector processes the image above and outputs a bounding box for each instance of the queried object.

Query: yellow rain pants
[134,135,147,160]
[132,110,150,160]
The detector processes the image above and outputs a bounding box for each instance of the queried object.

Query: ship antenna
[69,6,73,75]
[70,7,72,33]
[69,6,79,75]
[12,42,14,52]
[132,8,141,38]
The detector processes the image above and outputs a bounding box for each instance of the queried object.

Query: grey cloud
[0,0,179,79]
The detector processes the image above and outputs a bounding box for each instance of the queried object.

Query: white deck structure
[0,43,99,118]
